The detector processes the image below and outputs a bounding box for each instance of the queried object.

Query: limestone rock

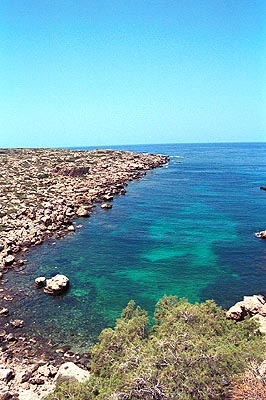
[4,255,15,266]
[76,206,90,217]
[0,307,9,317]
[10,319,24,328]
[226,301,247,320]
[35,276,46,288]
[44,274,69,295]
[255,230,266,239]
[227,294,266,321]
[101,203,112,209]
[0,365,14,382]
[38,364,57,378]
[54,362,90,385]
[242,294,266,315]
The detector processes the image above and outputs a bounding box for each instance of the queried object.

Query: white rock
[44,274,69,295]
[0,365,14,382]
[4,254,15,265]
[76,206,90,217]
[101,203,112,209]
[54,362,90,384]
[226,301,247,320]
[35,276,46,287]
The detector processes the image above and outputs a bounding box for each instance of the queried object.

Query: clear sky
[1,0,265,147]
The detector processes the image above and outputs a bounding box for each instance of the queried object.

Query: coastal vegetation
[47,296,265,400]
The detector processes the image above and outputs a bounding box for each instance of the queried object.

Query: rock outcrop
[227,294,266,333]
[0,148,169,273]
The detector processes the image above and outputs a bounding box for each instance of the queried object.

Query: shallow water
[4,143,266,350]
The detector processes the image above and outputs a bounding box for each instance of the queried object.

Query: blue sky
[1,0,265,147]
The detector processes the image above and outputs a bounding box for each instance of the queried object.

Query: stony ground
[0,148,169,399]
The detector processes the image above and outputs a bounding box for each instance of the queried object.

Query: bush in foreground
[47,296,264,400]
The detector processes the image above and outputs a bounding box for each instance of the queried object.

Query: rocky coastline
[0,148,169,399]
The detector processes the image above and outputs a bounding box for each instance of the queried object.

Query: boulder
[44,274,69,295]
[0,307,9,317]
[0,365,14,382]
[54,362,90,385]
[4,255,15,266]
[255,230,266,239]
[35,276,46,288]
[76,206,90,217]
[10,319,24,328]
[101,203,112,210]
[103,194,114,201]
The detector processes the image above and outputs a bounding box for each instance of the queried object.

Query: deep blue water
[5,143,266,350]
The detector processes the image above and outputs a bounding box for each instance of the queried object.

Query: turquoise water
[4,143,266,350]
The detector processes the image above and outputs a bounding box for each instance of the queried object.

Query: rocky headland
[0,148,169,272]
[0,148,169,399]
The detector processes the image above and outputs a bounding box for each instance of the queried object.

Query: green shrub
[47,296,264,400]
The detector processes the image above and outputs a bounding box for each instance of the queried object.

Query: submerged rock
[44,274,69,295]
[10,319,24,328]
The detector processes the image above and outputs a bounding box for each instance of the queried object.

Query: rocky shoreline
[0,148,169,399]
[0,148,169,272]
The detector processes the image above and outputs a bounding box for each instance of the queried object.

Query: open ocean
[5,142,266,350]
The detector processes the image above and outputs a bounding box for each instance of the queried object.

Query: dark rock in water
[44,274,69,295]
[260,186,266,191]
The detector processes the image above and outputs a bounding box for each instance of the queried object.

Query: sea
[4,142,266,351]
